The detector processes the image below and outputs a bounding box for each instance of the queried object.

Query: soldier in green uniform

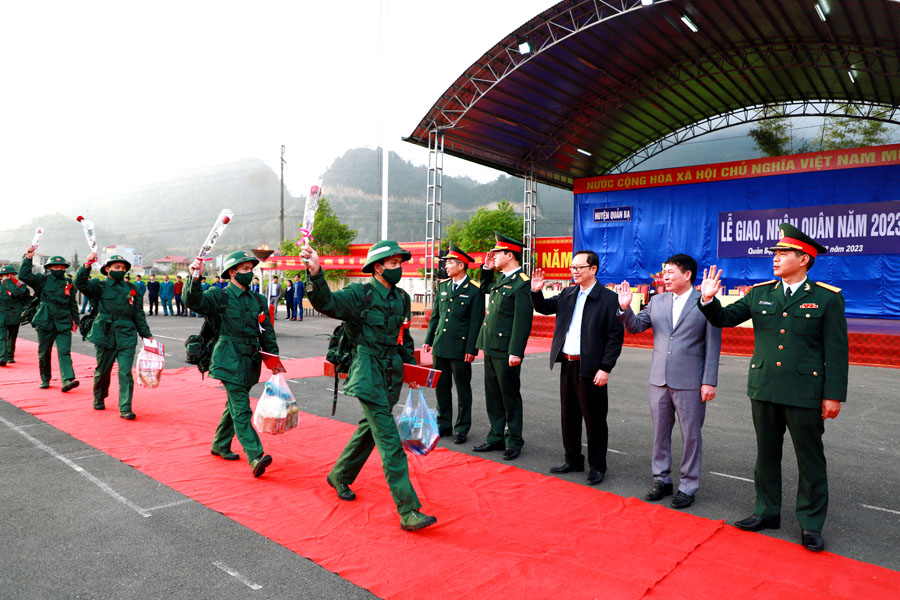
[698,223,848,553]
[75,252,152,418]
[300,239,437,531]
[473,233,534,460]
[0,264,30,366]
[18,248,80,391]
[422,243,484,444]
[185,251,280,477]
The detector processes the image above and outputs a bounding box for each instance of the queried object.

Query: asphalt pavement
[2,308,898,598]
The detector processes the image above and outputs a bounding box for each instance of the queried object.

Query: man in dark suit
[616,254,721,508]
[474,233,533,460]
[531,250,624,485]
[422,243,485,444]
[698,223,848,552]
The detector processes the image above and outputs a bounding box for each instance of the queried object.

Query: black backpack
[79,303,98,341]
[324,284,373,415]
[20,295,39,326]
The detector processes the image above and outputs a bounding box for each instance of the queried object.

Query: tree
[445,199,524,253]
[749,115,791,157]
[820,105,894,151]
[279,197,357,280]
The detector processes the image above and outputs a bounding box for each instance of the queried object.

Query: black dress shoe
[549,463,585,474]
[645,480,674,501]
[734,514,781,531]
[453,433,467,444]
[671,491,695,509]
[502,448,520,460]
[587,470,605,485]
[801,529,825,552]
[211,448,240,461]
[61,379,80,393]
[473,441,504,452]
[439,428,452,437]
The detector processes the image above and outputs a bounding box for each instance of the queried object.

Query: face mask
[234,271,254,287]
[380,266,402,285]
[51,270,66,280]
[108,270,125,281]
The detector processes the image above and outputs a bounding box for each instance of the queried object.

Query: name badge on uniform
[503,285,512,289]
[441,291,448,296]
[460,294,469,298]
[800,303,819,309]
[758,300,774,306]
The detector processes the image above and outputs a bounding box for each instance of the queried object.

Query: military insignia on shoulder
[815,281,841,293]
[469,280,480,288]
[750,279,777,289]
[519,272,530,281]
[438,278,450,283]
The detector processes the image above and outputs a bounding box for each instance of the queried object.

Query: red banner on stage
[534,237,573,280]
[574,143,900,194]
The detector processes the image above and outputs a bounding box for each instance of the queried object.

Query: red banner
[534,237,573,280]
[574,143,900,194]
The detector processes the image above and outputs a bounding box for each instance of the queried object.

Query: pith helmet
[361,240,411,274]
[44,256,70,269]
[100,254,132,275]
[0,264,16,275]
[220,250,259,279]
[766,222,828,258]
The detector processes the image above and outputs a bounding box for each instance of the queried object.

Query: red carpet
[2,340,899,599]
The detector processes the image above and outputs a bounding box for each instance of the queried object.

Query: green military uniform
[75,256,152,416]
[18,256,80,389]
[423,245,484,437]
[475,234,534,452]
[185,251,278,469]
[306,241,422,517]
[0,265,30,365]
[698,224,848,532]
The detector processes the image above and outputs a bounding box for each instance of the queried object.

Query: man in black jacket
[531,250,624,485]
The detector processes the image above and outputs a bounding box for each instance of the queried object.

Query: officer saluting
[75,252,152,419]
[698,223,849,553]
[0,264,30,366]
[422,243,485,444]
[474,232,533,460]
[18,248,80,391]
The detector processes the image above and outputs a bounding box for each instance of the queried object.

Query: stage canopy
[405,0,900,188]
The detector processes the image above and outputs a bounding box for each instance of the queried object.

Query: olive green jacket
[698,278,849,408]
[306,271,416,403]
[0,277,30,325]
[424,276,484,360]
[18,258,79,332]
[475,267,534,359]
[75,266,151,349]
[185,278,278,387]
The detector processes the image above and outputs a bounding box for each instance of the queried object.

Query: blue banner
[574,164,900,319]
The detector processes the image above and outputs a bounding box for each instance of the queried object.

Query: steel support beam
[424,130,444,305]
[522,170,538,275]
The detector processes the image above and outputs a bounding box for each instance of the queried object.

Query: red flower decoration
[130,289,136,296]
[258,313,266,323]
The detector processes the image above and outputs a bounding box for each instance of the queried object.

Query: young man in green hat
[474,232,534,460]
[698,223,848,553]
[422,242,484,444]
[300,239,437,531]
[0,264,30,366]
[75,252,152,419]
[185,250,280,478]
[18,247,80,391]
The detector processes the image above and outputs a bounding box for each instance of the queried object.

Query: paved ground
[2,309,898,598]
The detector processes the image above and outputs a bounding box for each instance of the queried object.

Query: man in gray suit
[617,254,721,509]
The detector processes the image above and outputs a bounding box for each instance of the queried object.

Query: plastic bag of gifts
[252,373,299,435]
[135,338,165,388]
[395,388,440,455]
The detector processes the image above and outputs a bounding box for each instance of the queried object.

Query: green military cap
[100,254,132,275]
[443,242,475,266]
[490,231,524,253]
[220,250,259,279]
[44,256,70,269]
[766,222,828,258]
[0,264,17,275]
[361,240,412,274]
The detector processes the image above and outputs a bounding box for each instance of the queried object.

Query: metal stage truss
[424,130,443,305]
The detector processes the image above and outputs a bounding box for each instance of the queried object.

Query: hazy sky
[0,0,554,228]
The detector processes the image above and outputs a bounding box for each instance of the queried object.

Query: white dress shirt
[562,281,596,355]
[784,277,807,297]
[671,288,692,327]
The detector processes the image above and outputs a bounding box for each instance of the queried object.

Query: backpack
[79,302,98,341]
[324,284,373,415]
[20,295,39,326]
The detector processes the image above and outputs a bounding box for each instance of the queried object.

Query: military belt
[357,344,399,359]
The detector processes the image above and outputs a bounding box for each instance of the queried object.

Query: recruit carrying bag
[396,388,440,455]
[252,373,298,434]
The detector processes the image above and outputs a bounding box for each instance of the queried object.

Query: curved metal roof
[405,0,900,188]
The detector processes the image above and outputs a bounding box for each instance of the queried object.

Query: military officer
[422,243,485,444]
[75,252,152,419]
[474,232,534,460]
[698,223,848,553]
[300,239,437,532]
[0,264,30,366]
[18,248,80,391]
[185,250,281,478]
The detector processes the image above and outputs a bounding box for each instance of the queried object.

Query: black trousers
[148,295,159,315]
[560,360,608,472]
[174,295,184,315]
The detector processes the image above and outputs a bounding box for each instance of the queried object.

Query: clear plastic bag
[396,388,439,455]
[253,373,298,435]
[136,339,165,389]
